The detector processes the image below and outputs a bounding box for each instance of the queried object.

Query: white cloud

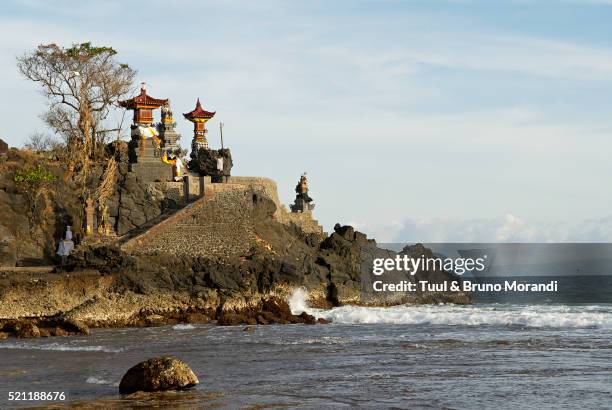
[2,2,612,237]
[382,214,612,243]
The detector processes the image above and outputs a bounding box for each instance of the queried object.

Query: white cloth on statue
[174,157,184,182]
[216,157,224,172]
[132,125,159,138]
[57,240,74,256]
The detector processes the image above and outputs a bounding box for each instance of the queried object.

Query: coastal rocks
[119,357,199,394]
[14,322,41,338]
[62,319,90,335]
[188,147,233,182]
[217,297,326,326]
[0,318,91,339]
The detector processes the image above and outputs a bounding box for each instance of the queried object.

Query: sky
[2,0,612,242]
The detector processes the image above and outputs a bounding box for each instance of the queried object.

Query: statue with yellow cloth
[162,152,184,181]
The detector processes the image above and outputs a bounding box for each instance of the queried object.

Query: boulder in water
[119,357,199,394]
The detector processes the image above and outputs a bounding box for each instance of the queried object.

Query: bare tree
[17,42,136,173]
[25,132,60,152]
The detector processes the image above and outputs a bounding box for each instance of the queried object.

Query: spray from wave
[288,287,310,315]
[287,287,612,329]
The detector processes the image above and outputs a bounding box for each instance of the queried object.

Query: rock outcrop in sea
[0,144,470,337]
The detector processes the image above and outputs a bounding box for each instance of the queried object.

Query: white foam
[172,324,195,330]
[0,342,123,353]
[288,287,310,315]
[86,376,118,386]
[303,304,612,329]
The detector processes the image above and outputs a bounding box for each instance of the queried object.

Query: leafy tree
[17,42,136,173]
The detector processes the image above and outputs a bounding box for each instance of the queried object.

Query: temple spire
[183,98,215,155]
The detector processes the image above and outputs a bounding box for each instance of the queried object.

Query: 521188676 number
[8,392,66,401]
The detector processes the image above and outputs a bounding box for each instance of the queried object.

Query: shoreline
[0,266,470,340]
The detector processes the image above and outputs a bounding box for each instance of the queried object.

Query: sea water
[0,291,611,409]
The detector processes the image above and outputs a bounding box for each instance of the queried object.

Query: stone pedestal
[133,136,162,163]
[128,135,174,183]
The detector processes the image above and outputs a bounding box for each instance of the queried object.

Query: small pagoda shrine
[290,173,315,213]
[119,83,168,127]
[119,83,174,182]
[157,100,182,155]
[183,98,215,158]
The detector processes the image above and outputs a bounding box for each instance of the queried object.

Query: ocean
[0,293,611,409]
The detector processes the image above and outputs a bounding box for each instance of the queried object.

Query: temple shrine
[183,98,216,157]
[118,83,232,185]
[157,100,181,154]
[119,83,169,165]
[77,82,324,241]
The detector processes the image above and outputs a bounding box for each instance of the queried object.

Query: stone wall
[226,176,325,235]
[121,175,325,258]
[122,184,256,258]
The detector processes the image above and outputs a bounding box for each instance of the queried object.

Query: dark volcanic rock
[62,319,90,335]
[218,312,247,326]
[217,297,329,326]
[14,321,41,338]
[119,357,199,394]
[188,148,232,182]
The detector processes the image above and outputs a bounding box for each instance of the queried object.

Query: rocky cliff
[0,143,470,337]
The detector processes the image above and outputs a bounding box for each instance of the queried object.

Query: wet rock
[217,312,246,326]
[143,314,166,327]
[243,326,255,332]
[119,356,199,394]
[181,312,211,324]
[261,297,293,321]
[298,311,317,325]
[317,317,331,324]
[52,327,68,337]
[62,319,90,335]
[15,322,41,338]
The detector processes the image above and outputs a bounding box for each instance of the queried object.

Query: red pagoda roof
[119,84,168,109]
[183,98,216,120]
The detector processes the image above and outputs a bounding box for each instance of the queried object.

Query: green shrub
[14,165,56,187]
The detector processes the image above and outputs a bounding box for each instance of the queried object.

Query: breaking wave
[172,324,195,330]
[313,304,612,329]
[86,376,118,386]
[288,288,612,329]
[288,287,310,315]
[0,342,123,353]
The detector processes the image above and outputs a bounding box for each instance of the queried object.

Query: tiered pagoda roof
[183,98,216,121]
[119,85,168,109]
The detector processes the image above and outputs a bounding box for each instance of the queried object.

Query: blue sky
[2,0,612,241]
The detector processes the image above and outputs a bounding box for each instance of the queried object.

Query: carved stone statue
[57,226,74,264]
[290,172,315,213]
